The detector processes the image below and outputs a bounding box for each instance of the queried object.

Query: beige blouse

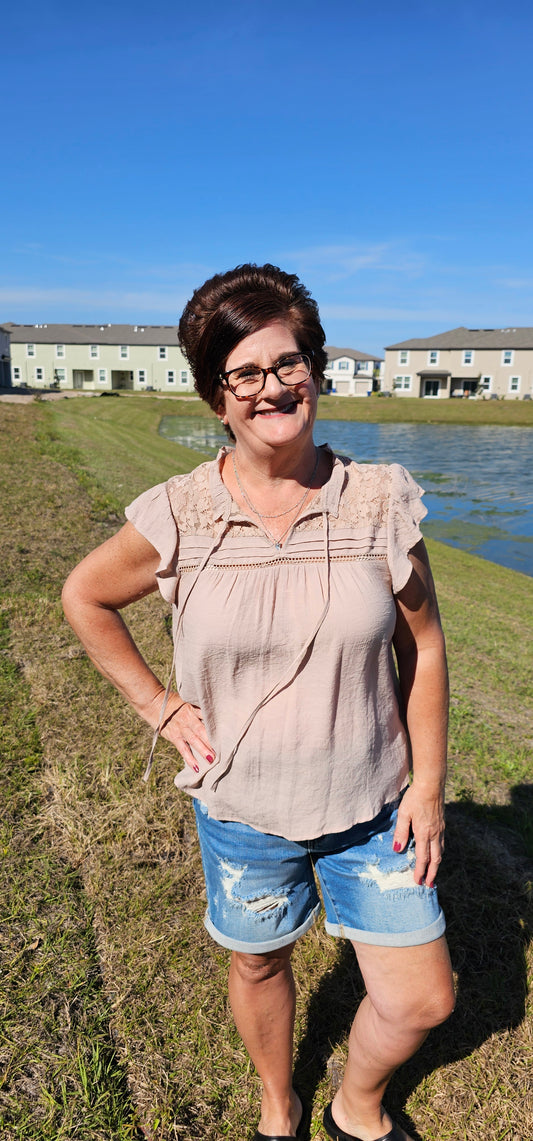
[125,446,427,841]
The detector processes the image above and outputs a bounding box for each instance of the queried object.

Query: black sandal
[323,1102,405,1141]
[252,1090,308,1141]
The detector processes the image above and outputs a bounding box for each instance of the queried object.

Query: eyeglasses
[220,352,313,399]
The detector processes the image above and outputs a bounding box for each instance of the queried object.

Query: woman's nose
[261,367,285,396]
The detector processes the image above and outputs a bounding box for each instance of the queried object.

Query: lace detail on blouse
[165,453,414,537]
[167,464,216,535]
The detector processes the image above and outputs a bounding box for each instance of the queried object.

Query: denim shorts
[193,797,446,953]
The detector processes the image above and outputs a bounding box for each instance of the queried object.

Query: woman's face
[218,321,319,457]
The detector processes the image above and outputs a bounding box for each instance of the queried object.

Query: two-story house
[4,323,194,393]
[324,346,383,396]
[384,327,533,399]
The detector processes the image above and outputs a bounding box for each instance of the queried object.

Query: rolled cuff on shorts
[325,907,446,947]
[203,900,322,954]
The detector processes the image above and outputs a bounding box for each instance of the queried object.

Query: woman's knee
[231,944,294,985]
[369,969,455,1032]
[354,936,456,1031]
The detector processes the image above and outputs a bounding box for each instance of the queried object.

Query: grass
[0,395,531,1140]
[316,393,533,426]
[123,388,533,427]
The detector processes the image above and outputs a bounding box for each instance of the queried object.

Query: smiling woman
[62,263,455,1141]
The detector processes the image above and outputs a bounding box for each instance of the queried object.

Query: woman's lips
[253,401,298,416]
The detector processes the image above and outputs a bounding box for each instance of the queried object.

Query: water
[158,416,533,577]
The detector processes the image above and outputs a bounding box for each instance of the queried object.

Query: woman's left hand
[392,782,445,888]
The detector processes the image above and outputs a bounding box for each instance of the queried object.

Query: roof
[386,326,533,350]
[2,323,181,346]
[325,345,383,362]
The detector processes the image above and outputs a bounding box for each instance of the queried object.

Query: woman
[62,264,455,1141]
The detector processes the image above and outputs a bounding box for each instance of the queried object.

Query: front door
[423,379,439,397]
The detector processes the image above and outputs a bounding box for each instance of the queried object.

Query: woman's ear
[215,391,229,424]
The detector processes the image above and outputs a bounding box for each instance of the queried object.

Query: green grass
[0,397,531,1140]
[127,388,533,426]
[317,393,533,425]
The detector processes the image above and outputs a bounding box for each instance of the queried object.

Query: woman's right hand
[157,692,216,774]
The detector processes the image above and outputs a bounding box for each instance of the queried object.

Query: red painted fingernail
[427,881,435,889]
[206,755,214,763]
[193,764,199,773]
[393,841,402,852]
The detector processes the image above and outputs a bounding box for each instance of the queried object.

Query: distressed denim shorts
[193,797,446,954]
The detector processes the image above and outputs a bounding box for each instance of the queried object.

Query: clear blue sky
[2,0,532,355]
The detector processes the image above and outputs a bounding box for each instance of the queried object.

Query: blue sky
[2,0,532,355]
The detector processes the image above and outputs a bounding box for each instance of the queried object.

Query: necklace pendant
[275,542,282,551]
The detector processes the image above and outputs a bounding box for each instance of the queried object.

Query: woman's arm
[62,521,216,772]
[392,538,449,888]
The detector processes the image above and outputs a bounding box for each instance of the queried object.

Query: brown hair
[178,263,327,410]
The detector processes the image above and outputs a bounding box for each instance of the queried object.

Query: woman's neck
[231,438,319,490]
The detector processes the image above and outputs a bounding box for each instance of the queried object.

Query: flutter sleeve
[387,463,427,594]
[125,482,179,604]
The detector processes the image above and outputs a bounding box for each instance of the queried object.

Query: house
[4,323,194,393]
[324,346,383,396]
[384,327,533,399]
[0,326,11,387]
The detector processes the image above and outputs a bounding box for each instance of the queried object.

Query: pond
[158,416,533,578]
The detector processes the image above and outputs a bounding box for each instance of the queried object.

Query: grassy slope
[130,390,533,427]
[1,396,531,1141]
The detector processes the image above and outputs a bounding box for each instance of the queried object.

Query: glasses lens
[228,367,264,396]
[277,354,311,384]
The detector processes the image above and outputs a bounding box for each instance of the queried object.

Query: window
[462,350,474,366]
[509,376,520,393]
[35,367,44,382]
[138,369,147,384]
[166,370,175,384]
[480,376,492,392]
[428,350,439,365]
[27,344,35,357]
[502,349,514,366]
[119,345,129,359]
[327,360,336,370]
[13,366,21,381]
[180,370,188,386]
[90,344,99,359]
[56,344,65,358]
[338,360,350,370]
[398,350,409,366]
[54,367,66,385]
[393,375,412,391]
[98,369,107,384]
[158,346,167,360]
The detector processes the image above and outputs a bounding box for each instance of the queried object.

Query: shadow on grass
[293,784,533,1141]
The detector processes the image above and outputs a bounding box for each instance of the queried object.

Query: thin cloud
[0,285,187,315]
[283,242,426,281]
[496,277,533,289]
[320,303,455,323]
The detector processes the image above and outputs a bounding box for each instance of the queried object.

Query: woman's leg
[228,943,302,1136]
[331,935,455,1141]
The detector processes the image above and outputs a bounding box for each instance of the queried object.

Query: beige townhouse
[4,323,194,393]
[384,327,533,399]
[325,346,383,396]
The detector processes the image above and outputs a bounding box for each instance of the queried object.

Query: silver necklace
[232,448,319,550]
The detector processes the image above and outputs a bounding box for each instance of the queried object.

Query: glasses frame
[219,351,314,400]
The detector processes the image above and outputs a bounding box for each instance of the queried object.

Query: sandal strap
[253,1134,299,1141]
